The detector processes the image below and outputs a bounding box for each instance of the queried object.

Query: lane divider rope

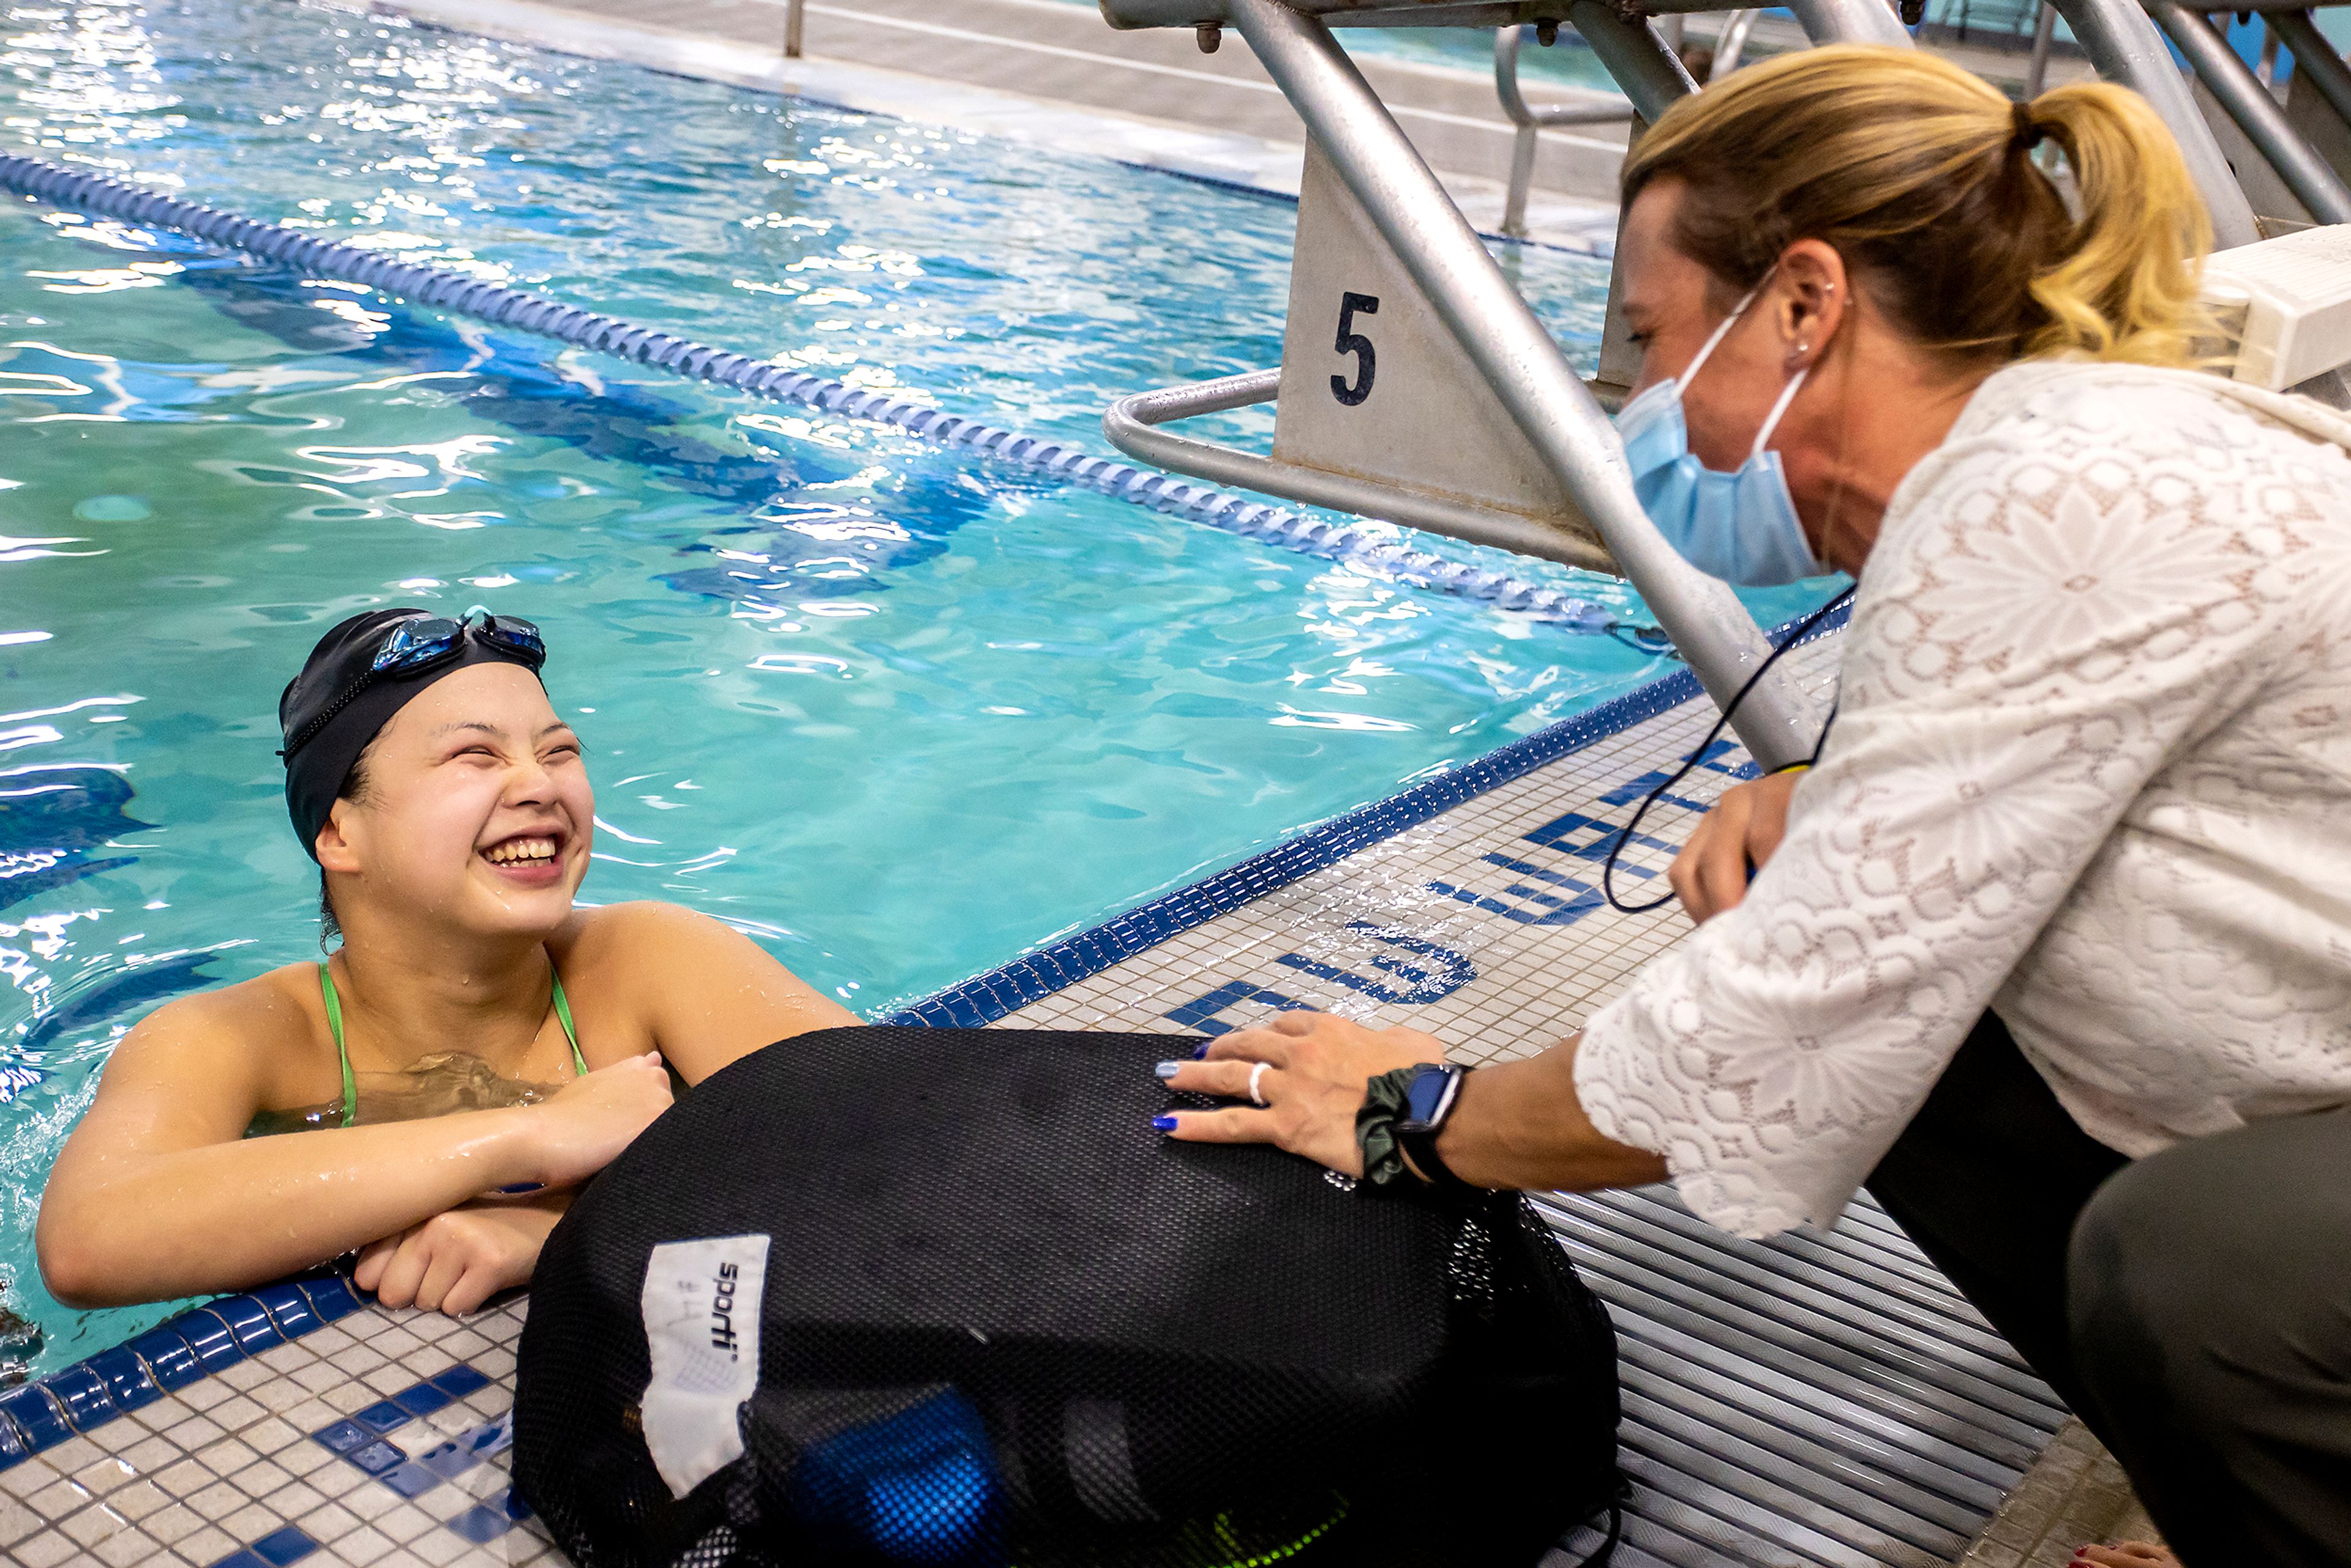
[0,153,1625,631]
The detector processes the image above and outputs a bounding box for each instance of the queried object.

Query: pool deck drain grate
[0,626,2154,1567]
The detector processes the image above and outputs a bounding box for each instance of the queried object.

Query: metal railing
[2027,1,2059,96]
[786,0,805,58]
[1105,370,1619,569]
[2054,0,2264,244]
[2146,1,2351,222]
[1491,23,1636,236]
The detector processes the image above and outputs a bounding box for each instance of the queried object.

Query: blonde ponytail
[2022,82,2211,364]
[1622,45,2212,368]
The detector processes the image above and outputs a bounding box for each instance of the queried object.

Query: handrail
[1491,24,1636,236]
[1106,370,1619,569]
[2271,9,2351,135]
[2055,0,2262,247]
[1491,25,1638,126]
[785,0,804,57]
[2025,1,2058,97]
[1711,9,1762,77]
[2145,0,2351,224]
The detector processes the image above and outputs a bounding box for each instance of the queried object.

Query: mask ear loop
[1677,282,1761,393]
[1749,363,1811,460]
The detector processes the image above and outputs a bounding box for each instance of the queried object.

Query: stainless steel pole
[2148,0,2351,223]
[1565,0,1697,122]
[1783,0,1915,45]
[1230,0,1820,766]
[785,0,805,58]
[1504,122,1537,234]
[1715,10,1764,77]
[2268,10,2351,135]
[2027,2,2058,97]
[2055,0,2263,247]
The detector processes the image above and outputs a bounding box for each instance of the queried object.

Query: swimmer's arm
[593,902,858,1085]
[37,994,662,1308]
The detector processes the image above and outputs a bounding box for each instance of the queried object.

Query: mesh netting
[515,1027,1621,1567]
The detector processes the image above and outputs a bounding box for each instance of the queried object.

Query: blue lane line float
[0,153,1624,631]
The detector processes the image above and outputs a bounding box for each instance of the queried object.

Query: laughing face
[315,661,594,940]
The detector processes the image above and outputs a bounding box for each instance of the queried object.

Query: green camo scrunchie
[1354,1066,1427,1191]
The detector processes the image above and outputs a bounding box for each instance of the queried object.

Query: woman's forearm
[1433,1035,1670,1193]
[39,1108,546,1307]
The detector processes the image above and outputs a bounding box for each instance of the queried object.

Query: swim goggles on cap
[280,609,546,760]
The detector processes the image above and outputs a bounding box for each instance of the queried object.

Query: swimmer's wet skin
[34,607,858,1317]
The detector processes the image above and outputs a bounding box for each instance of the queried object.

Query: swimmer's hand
[356,1193,565,1316]
[521,1051,673,1188]
[1670,768,1801,923]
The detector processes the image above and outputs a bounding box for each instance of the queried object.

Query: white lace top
[1574,360,2351,1239]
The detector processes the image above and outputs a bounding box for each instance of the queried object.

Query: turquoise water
[0,0,1822,1372]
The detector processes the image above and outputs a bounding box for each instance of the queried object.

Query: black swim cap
[279,609,547,862]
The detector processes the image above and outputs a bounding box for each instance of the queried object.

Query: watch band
[1395,1062,1478,1195]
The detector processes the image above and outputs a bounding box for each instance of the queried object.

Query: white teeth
[484,836,557,866]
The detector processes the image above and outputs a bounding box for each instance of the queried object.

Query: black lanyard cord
[1600,585,1856,916]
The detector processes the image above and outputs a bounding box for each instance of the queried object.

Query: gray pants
[1867,1015,2351,1568]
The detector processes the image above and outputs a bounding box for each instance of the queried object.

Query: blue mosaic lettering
[1163,979,1311,1037]
[1520,809,1671,873]
[1273,923,1475,1005]
[1594,739,1758,811]
[1428,853,1605,928]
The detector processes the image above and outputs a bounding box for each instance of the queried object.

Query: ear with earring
[1793,279,1836,366]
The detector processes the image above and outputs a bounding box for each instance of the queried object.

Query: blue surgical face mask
[1614,283,1823,586]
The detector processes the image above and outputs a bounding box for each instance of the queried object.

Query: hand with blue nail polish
[1151,1012,1445,1177]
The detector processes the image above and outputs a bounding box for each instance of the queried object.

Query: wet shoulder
[138,960,324,1041]
[542,901,722,1052]
[546,900,718,966]
[115,961,337,1101]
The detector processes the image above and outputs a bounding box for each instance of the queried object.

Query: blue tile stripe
[208,1522,318,1568]
[0,1272,366,1469]
[885,601,1851,1030]
[312,1376,531,1542]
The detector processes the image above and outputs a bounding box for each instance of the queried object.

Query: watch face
[1403,1064,1453,1127]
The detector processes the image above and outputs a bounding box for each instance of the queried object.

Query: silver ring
[1248,1060,1271,1107]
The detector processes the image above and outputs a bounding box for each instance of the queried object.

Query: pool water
[0,0,1828,1373]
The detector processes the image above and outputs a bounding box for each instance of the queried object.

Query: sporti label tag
[640,1233,770,1498]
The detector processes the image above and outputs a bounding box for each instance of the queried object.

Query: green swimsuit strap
[317,961,588,1130]
[550,970,587,1076]
[317,962,358,1130]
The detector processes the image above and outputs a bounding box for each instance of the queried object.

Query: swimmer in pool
[37,608,858,1316]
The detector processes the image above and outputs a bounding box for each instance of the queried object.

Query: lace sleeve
[1573,383,2309,1237]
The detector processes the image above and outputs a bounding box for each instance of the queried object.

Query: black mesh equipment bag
[515,1026,1622,1567]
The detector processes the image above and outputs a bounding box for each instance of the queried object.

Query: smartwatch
[1394,1062,1477,1194]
